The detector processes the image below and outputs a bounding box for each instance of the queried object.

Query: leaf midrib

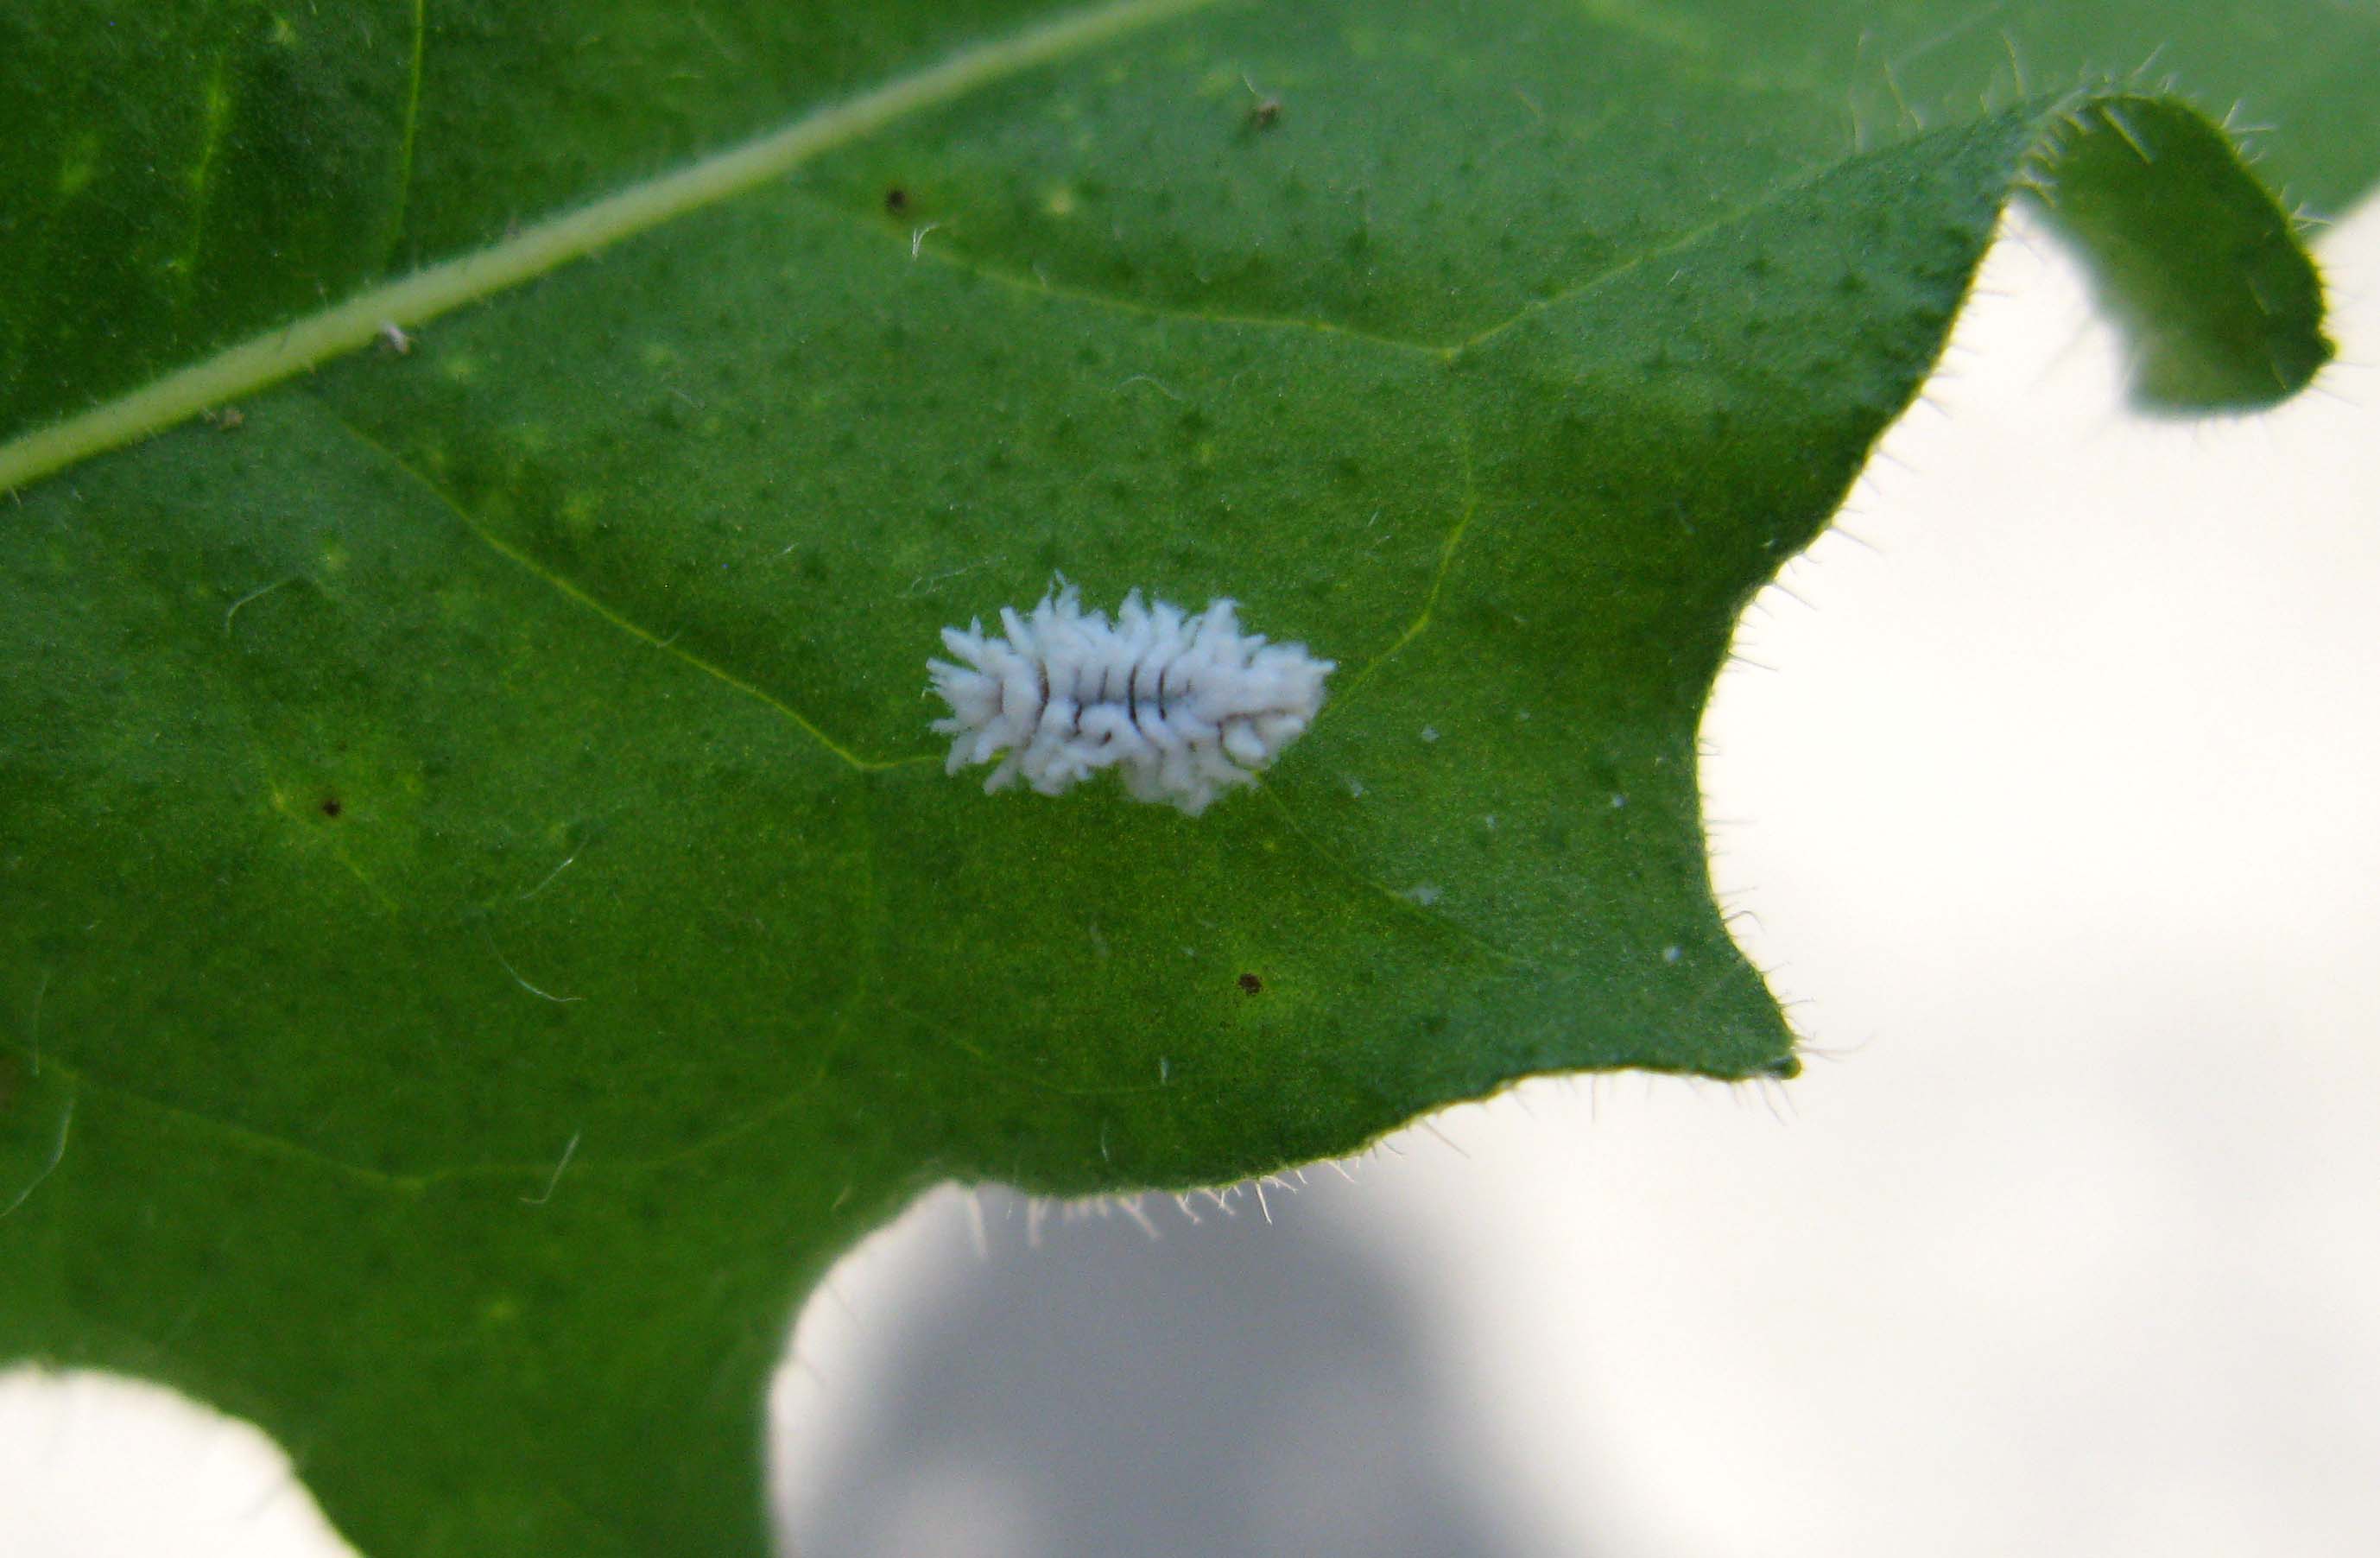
[1,0,2077,499]
[0,0,1227,493]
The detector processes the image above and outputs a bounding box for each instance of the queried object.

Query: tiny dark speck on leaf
[1237,972,1263,994]
[320,797,344,819]
[884,187,908,213]
[1241,73,1282,130]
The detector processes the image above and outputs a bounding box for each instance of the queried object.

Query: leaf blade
[1,1,2368,1552]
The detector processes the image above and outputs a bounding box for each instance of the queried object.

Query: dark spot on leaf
[1237,972,1263,995]
[320,797,344,819]
[884,187,909,214]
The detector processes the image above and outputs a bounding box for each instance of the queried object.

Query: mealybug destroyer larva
[928,585,1333,815]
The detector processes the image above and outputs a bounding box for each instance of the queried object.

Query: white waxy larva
[927,584,1333,815]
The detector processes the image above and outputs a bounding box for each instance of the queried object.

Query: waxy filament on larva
[928,585,1333,815]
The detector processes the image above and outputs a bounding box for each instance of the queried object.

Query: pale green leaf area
[2,0,2374,1551]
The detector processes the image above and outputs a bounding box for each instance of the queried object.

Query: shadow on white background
[7,198,2377,1556]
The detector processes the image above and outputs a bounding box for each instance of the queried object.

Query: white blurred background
[7,196,2377,1557]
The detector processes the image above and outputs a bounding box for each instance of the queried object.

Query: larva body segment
[928,585,1333,815]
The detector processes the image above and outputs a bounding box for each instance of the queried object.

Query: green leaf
[3,0,2371,1551]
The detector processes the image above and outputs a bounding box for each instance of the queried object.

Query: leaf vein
[788,189,1447,358]
[307,397,906,773]
[383,0,429,268]
[35,1056,835,1197]
[1258,788,1537,972]
[1335,408,1480,705]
